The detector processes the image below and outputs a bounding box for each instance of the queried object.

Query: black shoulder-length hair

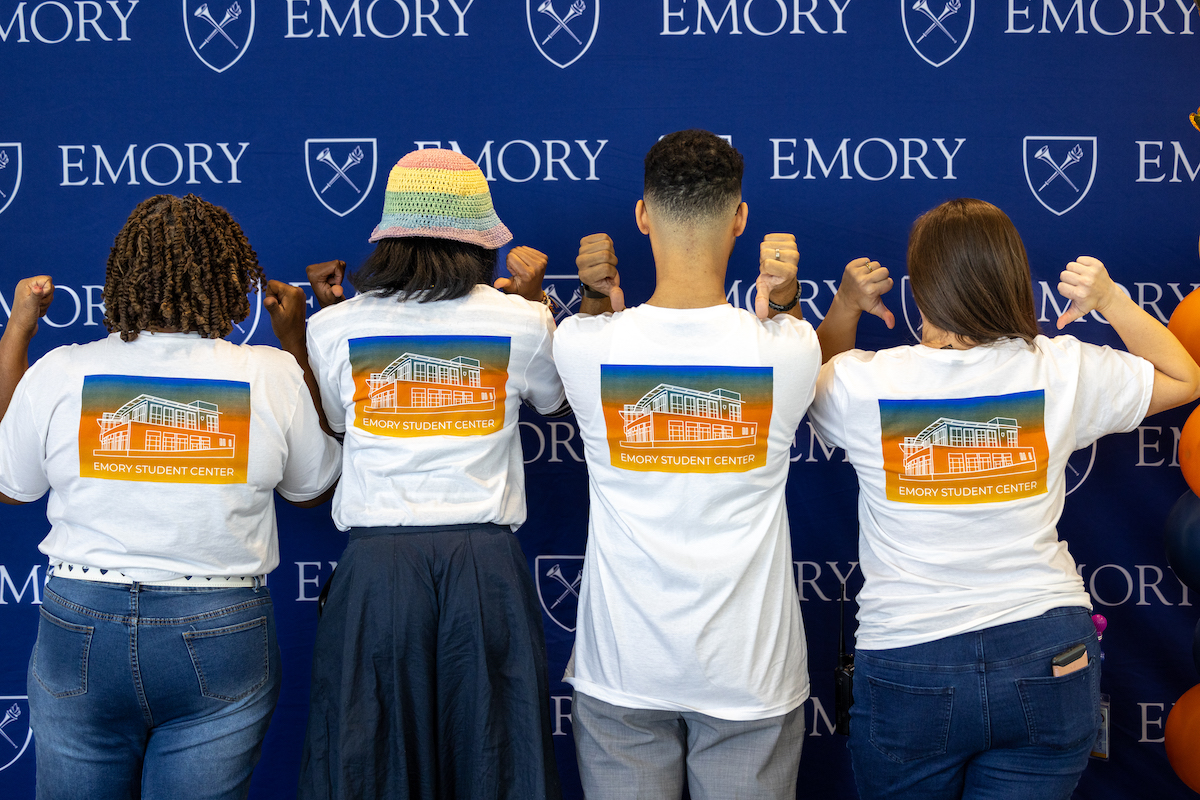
[908,198,1041,346]
[351,237,497,302]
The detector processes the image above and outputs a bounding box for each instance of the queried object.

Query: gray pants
[572,690,805,800]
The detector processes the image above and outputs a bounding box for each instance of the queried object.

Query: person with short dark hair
[808,197,1200,799]
[0,193,342,800]
[552,129,891,799]
[297,148,567,800]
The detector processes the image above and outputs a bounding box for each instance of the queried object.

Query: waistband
[348,523,507,540]
[51,562,266,588]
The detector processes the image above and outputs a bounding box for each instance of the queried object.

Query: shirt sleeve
[1070,341,1154,449]
[520,306,568,415]
[276,379,342,503]
[0,369,51,502]
[306,322,347,434]
[806,357,850,452]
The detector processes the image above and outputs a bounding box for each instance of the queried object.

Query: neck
[920,320,974,350]
[644,220,735,310]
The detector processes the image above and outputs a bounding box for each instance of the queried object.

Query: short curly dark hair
[643,129,744,223]
[104,194,263,342]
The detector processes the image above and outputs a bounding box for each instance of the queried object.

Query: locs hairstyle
[104,194,263,342]
[351,237,497,303]
[907,198,1041,346]
[643,129,744,224]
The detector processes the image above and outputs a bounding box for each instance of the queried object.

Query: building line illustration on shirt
[95,394,235,458]
[898,415,1037,481]
[618,383,758,449]
[365,352,496,414]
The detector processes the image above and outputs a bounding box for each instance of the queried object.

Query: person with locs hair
[807,197,1200,800]
[297,148,568,800]
[0,193,342,800]
[552,129,892,799]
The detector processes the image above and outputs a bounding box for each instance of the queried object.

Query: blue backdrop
[2,1,1199,797]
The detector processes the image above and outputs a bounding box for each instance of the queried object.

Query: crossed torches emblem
[1035,144,1084,193]
[912,0,961,44]
[0,150,8,199]
[316,146,365,194]
[194,2,242,49]
[0,703,20,749]
[538,0,586,45]
[546,563,581,609]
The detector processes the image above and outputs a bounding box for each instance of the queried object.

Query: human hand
[756,234,800,320]
[306,260,347,308]
[577,233,625,311]
[833,257,895,329]
[495,246,549,302]
[264,280,309,348]
[6,276,54,340]
[1056,256,1118,329]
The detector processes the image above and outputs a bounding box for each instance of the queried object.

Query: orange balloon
[1181,408,1200,498]
[1169,287,1200,366]
[1167,683,1200,791]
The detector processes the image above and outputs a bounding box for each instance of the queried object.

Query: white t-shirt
[305,286,566,531]
[806,335,1154,651]
[554,303,821,720]
[0,332,342,582]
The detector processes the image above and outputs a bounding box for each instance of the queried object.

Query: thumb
[610,284,627,313]
[871,300,896,330]
[754,275,771,320]
[1056,302,1083,330]
[493,277,513,292]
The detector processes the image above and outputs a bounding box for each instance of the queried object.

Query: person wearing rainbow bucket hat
[297,148,567,800]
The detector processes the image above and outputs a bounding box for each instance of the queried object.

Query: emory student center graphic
[79,375,251,484]
[349,335,510,438]
[96,395,235,458]
[881,391,1049,504]
[619,383,757,449]
[898,415,1036,481]
[367,352,496,414]
[601,365,773,474]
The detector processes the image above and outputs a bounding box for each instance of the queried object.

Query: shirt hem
[565,677,808,722]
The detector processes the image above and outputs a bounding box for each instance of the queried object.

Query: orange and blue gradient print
[600,364,772,473]
[348,335,510,438]
[79,375,250,484]
[879,390,1049,505]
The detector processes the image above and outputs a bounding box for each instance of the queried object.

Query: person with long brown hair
[807,197,1200,799]
[0,194,341,800]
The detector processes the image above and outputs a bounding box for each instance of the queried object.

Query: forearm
[766,280,803,321]
[1101,292,1200,414]
[278,335,334,437]
[815,292,864,364]
[0,325,34,421]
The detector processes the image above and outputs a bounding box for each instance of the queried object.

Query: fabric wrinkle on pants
[28,576,281,800]
[571,689,805,800]
[848,606,1100,800]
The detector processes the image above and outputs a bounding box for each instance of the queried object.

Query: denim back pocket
[867,676,954,763]
[32,608,94,699]
[183,616,270,703]
[1016,661,1099,749]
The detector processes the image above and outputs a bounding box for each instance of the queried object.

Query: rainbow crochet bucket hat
[369,149,512,248]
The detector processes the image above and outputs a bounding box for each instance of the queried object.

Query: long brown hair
[104,194,262,342]
[907,198,1040,346]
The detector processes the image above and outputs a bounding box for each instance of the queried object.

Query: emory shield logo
[535,555,583,632]
[305,139,379,218]
[0,144,22,217]
[902,0,974,68]
[0,697,32,773]
[183,0,255,73]
[543,273,583,323]
[1023,136,1098,217]
[527,0,599,69]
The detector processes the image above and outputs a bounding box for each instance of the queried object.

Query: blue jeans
[28,577,281,800]
[849,607,1099,800]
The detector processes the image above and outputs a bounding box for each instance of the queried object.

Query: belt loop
[252,575,263,592]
